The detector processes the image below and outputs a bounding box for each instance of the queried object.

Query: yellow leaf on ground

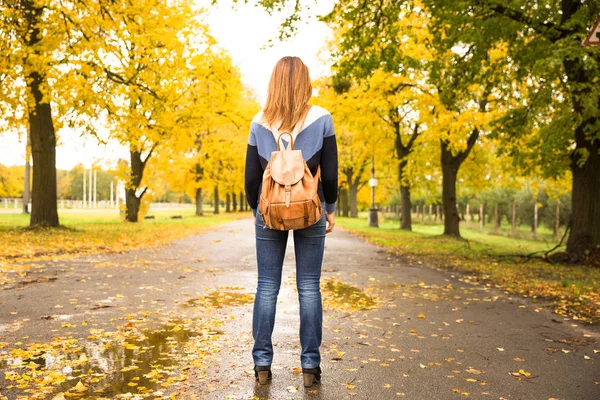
[73,381,87,393]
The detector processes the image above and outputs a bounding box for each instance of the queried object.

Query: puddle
[0,320,223,399]
[184,289,254,308]
[322,278,377,311]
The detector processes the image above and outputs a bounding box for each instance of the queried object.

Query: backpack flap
[269,150,305,187]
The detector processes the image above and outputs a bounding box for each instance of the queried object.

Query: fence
[0,198,193,211]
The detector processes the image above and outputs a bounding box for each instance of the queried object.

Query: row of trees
[0,162,254,213]
[292,0,599,263]
[338,181,571,236]
[2,1,598,264]
[1,0,258,224]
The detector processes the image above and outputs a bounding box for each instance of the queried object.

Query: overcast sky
[0,0,334,170]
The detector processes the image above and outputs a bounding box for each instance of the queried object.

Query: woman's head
[262,56,312,133]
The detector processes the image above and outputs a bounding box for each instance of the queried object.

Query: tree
[421,0,600,260]
[184,52,255,216]
[323,2,504,237]
[364,70,432,230]
[62,0,211,222]
[1,1,66,226]
[157,49,258,216]
[318,76,404,218]
[314,77,376,217]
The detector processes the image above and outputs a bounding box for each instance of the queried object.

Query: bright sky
[0,0,334,170]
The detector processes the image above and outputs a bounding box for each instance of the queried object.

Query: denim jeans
[252,210,326,369]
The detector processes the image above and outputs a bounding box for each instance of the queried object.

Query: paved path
[1,218,599,399]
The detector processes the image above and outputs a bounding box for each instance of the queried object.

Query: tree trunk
[400,185,412,230]
[194,156,204,215]
[533,202,538,238]
[511,203,517,236]
[441,158,461,236]
[398,159,412,230]
[23,134,31,214]
[339,187,350,217]
[239,192,245,211]
[343,187,350,217]
[494,204,499,233]
[232,191,237,211]
[125,149,147,223]
[479,204,484,229]
[24,2,59,227]
[566,126,600,262]
[348,182,358,218]
[126,187,141,222]
[561,28,600,262]
[440,131,479,237]
[554,200,560,239]
[195,188,203,216]
[214,186,219,214]
[226,193,231,212]
[28,72,59,227]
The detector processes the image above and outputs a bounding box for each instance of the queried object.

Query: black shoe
[302,366,321,387]
[254,364,272,385]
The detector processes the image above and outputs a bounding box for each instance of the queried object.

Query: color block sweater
[244,105,338,218]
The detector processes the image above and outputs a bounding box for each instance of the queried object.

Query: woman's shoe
[302,366,321,387]
[254,365,272,385]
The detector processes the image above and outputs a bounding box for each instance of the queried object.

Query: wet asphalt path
[1,217,599,399]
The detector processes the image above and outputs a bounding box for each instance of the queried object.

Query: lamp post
[368,154,379,227]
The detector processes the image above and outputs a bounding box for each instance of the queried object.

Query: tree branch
[455,127,480,165]
[480,0,572,43]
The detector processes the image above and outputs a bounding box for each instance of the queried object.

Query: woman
[244,56,338,388]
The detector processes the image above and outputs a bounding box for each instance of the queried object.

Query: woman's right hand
[326,212,335,234]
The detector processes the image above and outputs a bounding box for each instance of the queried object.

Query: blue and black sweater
[244,105,338,217]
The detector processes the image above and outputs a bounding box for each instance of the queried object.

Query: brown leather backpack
[258,130,323,230]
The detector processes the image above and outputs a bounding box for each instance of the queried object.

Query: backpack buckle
[284,184,291,207]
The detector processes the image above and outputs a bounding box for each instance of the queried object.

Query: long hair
[262,56,312,133]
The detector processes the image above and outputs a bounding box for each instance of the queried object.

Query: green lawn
[345,213,559,256]
[0,208,249,263]
[0,206,221,228]
[337,214,600,325]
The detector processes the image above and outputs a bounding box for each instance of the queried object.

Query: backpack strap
[276,132,294,151]
[274,105,312,150]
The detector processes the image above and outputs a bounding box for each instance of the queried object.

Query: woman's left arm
[320,114,338,214]
[245,124,264,219]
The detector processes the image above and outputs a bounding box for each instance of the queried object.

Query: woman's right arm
[320,113,338,233]
[320,114,338,214]
[244,123,263,218]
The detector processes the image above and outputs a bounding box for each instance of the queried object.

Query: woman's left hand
[326,212,335,234]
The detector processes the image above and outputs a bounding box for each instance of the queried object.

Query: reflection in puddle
[0,321,224,399]
[184,290,254,308]
[322,277,378,311]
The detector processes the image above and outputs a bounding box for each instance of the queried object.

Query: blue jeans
[252,210,326,369]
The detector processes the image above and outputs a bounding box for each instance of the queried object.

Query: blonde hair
[262,56,312,133]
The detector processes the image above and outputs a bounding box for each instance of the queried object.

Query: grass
[337,214,600,325]
[0,207,249,263]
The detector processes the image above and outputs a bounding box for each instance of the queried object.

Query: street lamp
[368,154,379,227]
